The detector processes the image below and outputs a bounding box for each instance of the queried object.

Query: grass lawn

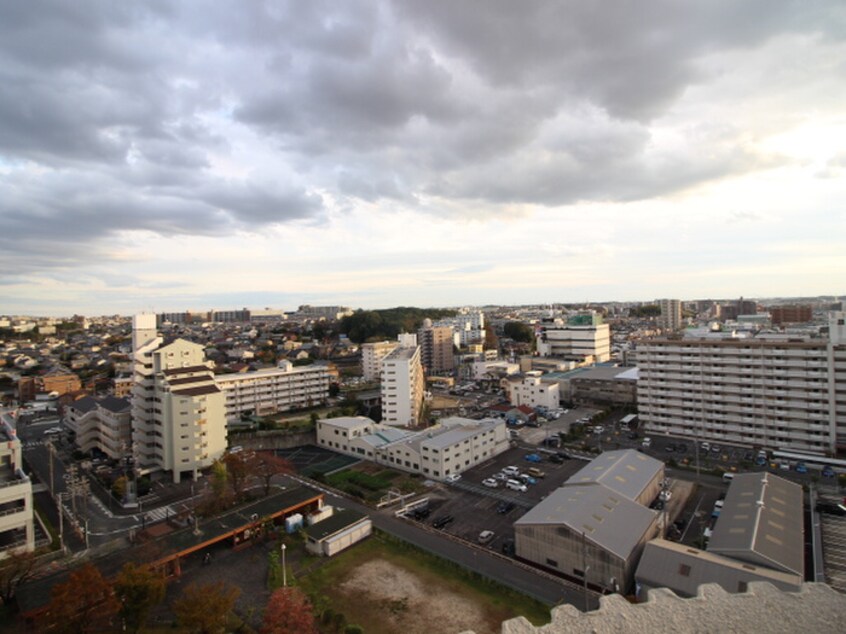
[297,531,551,634]
[326,464,425,502]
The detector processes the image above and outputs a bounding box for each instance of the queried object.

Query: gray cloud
[0,0,842,283]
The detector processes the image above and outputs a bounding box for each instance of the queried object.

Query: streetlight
[281,543,287,587]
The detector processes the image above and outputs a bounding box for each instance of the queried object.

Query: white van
[506,479,527,492]
[642,437,652,448]
[722,472,734,482]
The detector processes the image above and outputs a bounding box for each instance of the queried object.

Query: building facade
[418,322,455,374]
[536,315,611,363]
[380,346,425,426]
[637,312,846,455]
[214,361,330,423]
[360,341,399,382]
[316,416,509,481]
[130,315,228,483]
[0,413,34,559]
[66,395,132,460]
[504,371,560,410]
[769,305,813,326]
[658,299,682,332]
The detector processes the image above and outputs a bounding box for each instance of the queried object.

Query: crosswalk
[23,440,44,449]
[140,504,177,524]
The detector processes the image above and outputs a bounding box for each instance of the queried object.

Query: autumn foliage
[260,587,317,634]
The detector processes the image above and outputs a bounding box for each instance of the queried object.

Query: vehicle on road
[482,478,499,488]
[478,530,495,545]
[524,453,542,463]
[432,515,454,529]
[445,473,462,483]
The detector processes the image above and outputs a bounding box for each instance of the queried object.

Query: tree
[113,562,167,633]
[223,451,252,499]
[172,581,239,634]
[503,321,534,343]
[261,587,317,634]
[0,550,38,605]
[43,564,120,633]
[252,452,294,496]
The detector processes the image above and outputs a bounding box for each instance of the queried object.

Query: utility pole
[46,437,55,497]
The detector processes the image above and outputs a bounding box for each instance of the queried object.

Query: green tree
[503,321,534,343]
[113,562,167,633]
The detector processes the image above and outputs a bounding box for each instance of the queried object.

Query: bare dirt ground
[339,559,494,634]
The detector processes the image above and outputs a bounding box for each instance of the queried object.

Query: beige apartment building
[0,413,34,559]
[418,320,455,374]
[657,298,683,331]
[66,395,131,460]
[214,361,330,423]
[637,312,846,455]
[360,341,399,382]
[380,346,425,426]
[536,315,611,363]
[131,315,227,483]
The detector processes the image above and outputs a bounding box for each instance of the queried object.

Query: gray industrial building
[565,448,664,506]
[514,449,664,594]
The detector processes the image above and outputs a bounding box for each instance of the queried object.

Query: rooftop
[303,509,368,541]
[566,449,663,502]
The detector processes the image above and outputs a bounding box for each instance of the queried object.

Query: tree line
[339,307,457,343]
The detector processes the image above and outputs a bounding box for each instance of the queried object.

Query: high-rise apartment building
[769,305,813,326]
[215,361,330,423]
[131,315,227,483]
[380,346,425,426]
[360,341,400,382]
[657,299,682,331]
[432,311,485,346]
[418,320,454,374]
[536,314,611,362]
[637,312,846,455]
[66,395,132,460]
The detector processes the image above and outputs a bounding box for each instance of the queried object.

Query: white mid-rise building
[316,416,509,480]
[66,395,132,460]
[380,346,425,426]
[131,315,227,483]
[214,361,330,423]
[433,311,485,346]
[0,413,34,559]
[360,341,399,382]
[657,299,683,331]
[637,312,846,455]
[504,371,560,410]
[536,315,611,363]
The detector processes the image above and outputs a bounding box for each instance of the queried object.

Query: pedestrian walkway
[141,504,178,525]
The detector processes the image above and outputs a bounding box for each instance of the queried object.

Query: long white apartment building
[637,312,846,455]
[316,416,509,480]
[381,346,425,426]
[432,311,485,346]
[360,341,399,382]
[0,412,34,559]
[536,314,611,363]
[131,315,228,482]
[214,361,330,423]
[65,395,131,460]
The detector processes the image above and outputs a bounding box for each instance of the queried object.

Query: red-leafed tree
[260,587,317,634]
[42,564,120,633]
[252,451,294,496]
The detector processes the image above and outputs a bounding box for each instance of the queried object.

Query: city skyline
[1,2,845,316]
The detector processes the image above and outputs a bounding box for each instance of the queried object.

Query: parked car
[659,489,673,502]
[524,453,542,463]
[432,515,454,529]
[549,454,565,464]
[795,462,808,474]
[506,479,527,492]
[665,444,676,453]
[700,442,711,452]
[478,530,495,545]
[527,467,546,478]
[593,425,605,435]
[642,437,652,448]
[518,474,537,485]
[497,501,516,514]
[493,472,509,481]
[410,506,431,520]
[444,473,461,483]
[822,465,836,478]
[482,478,499,488]
[502,466,520,477]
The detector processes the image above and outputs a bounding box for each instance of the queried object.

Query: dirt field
[338,559,497,634]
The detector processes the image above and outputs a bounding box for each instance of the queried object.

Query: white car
[502,466,520,477]
[642,437,652,448]
[593,425,605,435]
[482,478,499,488]
[506,479,527,492]
[478,530,495,545]
[659,489,673,502]
[444,474,461,484]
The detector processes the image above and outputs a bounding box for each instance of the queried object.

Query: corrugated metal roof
[708,472,804,576]
[515,483,659,560]
[566,449,663,501]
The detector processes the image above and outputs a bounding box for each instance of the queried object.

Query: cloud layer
[0,1,844,312]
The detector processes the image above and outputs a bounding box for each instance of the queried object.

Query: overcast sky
[1,1,844,316]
